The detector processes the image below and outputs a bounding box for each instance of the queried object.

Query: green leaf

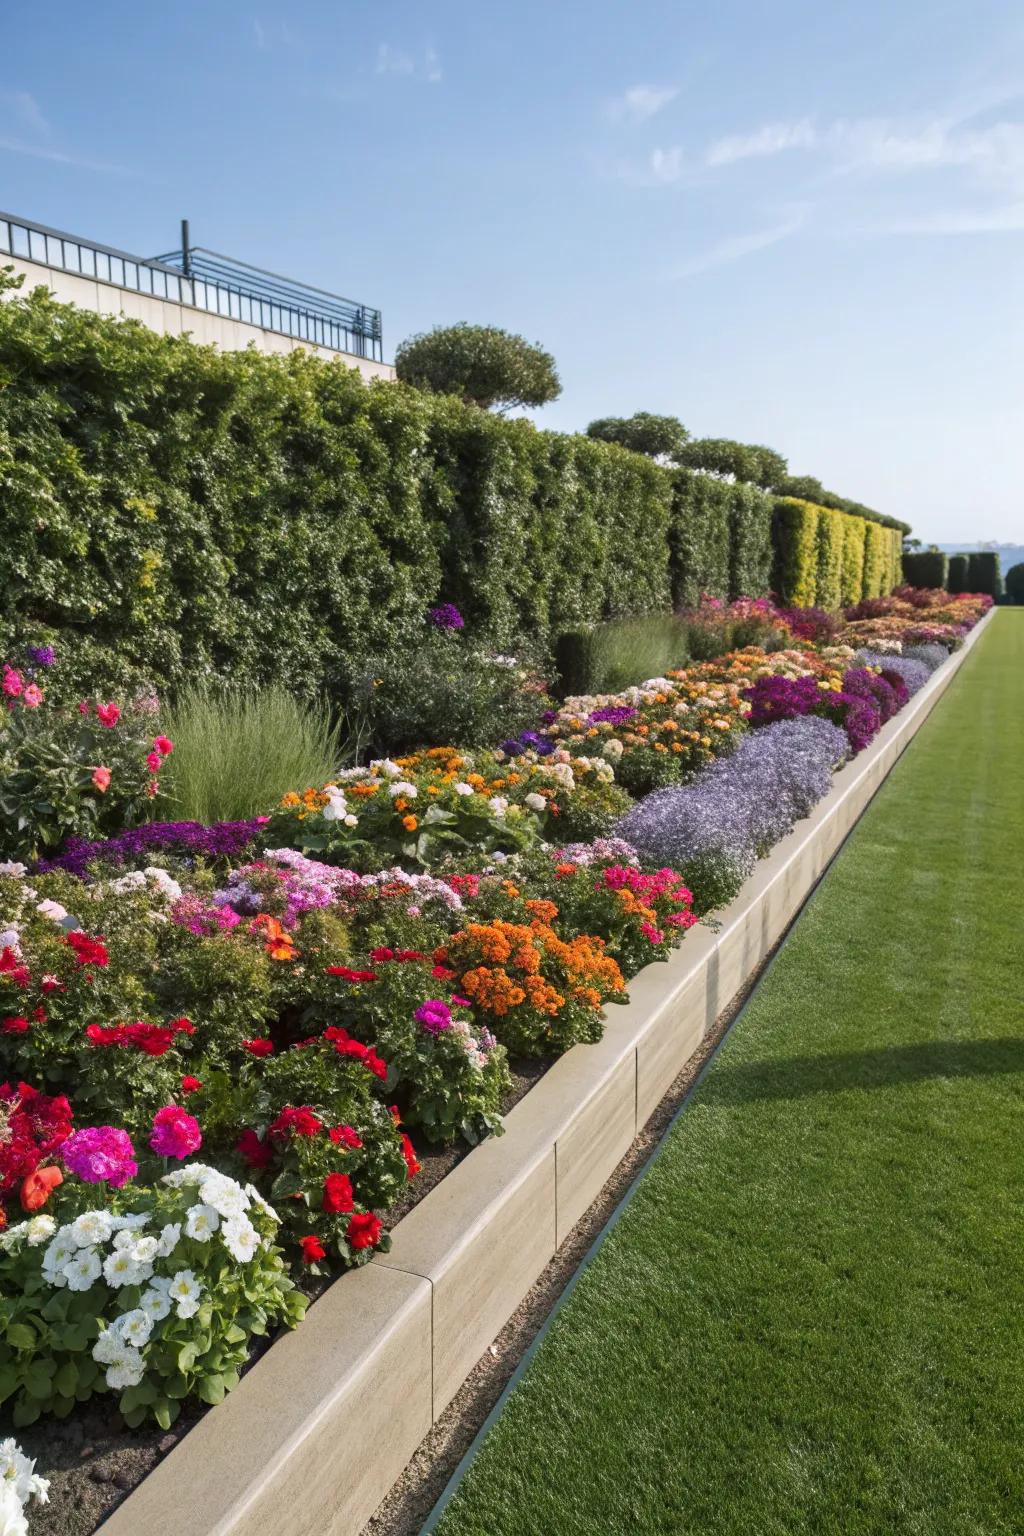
[5,1323,37,1351]
[12,1396,41,1428]
[53,1360,78,1398]
[197,1373,226,1405]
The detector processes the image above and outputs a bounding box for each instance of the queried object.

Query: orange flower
[21,1164,63,1211]
[402,814,418,832]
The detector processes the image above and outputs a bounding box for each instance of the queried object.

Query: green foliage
[584,412,689,461]
[775,473,910,536]
[967,551,1003,597]
[394,322,560,411]
[669,470,732,607]
[1004,562,1024,603]
[727,482,775,598]
[947,553,971,594]
[772,499,820,607]
[162,685,343,823]
[554,615,688,697]
[674,439,787,490]
[901,550,948,590]
[814,508,845,611]
[840,515,867,606]
[862,520,888,599]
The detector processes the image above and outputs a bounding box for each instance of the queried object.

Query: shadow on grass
[702,1037,1024,1106]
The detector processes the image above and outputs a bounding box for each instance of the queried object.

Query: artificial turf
[433,611,1024,1536]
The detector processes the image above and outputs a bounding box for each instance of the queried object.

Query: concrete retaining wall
[2,255,395,382]
[101,612,991,1536]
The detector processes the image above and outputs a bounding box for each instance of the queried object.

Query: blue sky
[3,0,1023,541]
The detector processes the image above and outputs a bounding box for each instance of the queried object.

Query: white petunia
[388,781,417,799]
[453,782,475,796]
[69,1210,113,1249]
[156,1222,181,1257]
[197,1173,248,1219]
[487,796,508,817]
[115,1309,154,1348]
[0,1435,50,1507]
[25,1215,56,1246]
[343,814,359,827]
[524,792,547,812]
[35,899,68,923]
[243,1185,280,1223]
[220,1215,260,1263]
[139,1286,172,1323]
[162,1162,216,1190]
[168,1269,204,1319]
[102,1249,148,1288]
[184,1204,220,1242]
[0,862,27,878]
[108,1211,151,1231]
[63,1248,102,1292]
[104,1345,145,1391]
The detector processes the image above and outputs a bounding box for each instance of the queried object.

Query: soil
[16,1057,555,1536]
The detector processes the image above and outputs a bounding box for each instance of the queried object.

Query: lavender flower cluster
[901,643,949,673]
[616,715,849,911]
[855,650,931,696]
[36,820,267,878]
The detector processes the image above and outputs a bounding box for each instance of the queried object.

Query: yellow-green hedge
[862,521,887,599]
[840,515,867,606]
[815,507,844,612]
[775,499,901,609]
[773,499,820,607]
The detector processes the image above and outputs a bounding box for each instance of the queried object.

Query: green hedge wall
[947,553,970,593]
[901,551,948,589]
[0,277,907,700]
[967,551,1003,597]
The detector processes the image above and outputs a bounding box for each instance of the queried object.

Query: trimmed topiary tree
[394,323,561,412]
[585,412,689,462]
[1004,563,1024,604]
[901,550,948,590]
[947,553,970,593]
[967,551,1003,597]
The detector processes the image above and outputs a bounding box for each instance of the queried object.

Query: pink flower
[21,683,43,708]
[63,1126,138,1188]
[92,766,112,793]
[641,922,664,945]
[2,666,23,699]
[78,700,91,715]
[149,1105,202,1160]
[146,751,162,771]
[153,735,174,756]
[96,702,121,729]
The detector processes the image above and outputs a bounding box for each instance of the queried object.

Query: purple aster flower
[36,819,267,878]
[429,603,465,631]
[501,738,526,757]
[26,645,56,667]
[587,705,639,727]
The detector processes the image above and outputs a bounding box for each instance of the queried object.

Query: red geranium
[242,1038,274,1057]
[321,1172,354,1213]
[328,1124,362,1149]
[65,931,109,969]
[300,1234,326,1264]
[400,1132,421,1180]
[325,965,378,983]
[269,1105,323,1140]
[347,1211,382,1251]
[237,1128,273,1169]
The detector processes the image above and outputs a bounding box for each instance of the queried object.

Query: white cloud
[252,17,266,50]
[649,145,686,183]
[706,118,816,167]
[0,136,127,175]
[609,84,678,123]
[0,89,48,137]
[672,217,802,278]
[877,201,1024,234]
[376,43,441,82]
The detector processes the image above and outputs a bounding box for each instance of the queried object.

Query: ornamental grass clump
[617,716,848,913]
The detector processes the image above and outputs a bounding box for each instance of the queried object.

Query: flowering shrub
[0,650,172,859]
[855,651,931,696]
[36,818,266,880]
[267,749,624,871]
[0,1166,303,1429]
[439,919,625,1056]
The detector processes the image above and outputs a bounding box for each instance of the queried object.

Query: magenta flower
[149,1105,202,1161]
[63,1126,138,1188]
[415,1000,453,1035]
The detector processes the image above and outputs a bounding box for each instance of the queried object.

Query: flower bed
[0,588,992,1532]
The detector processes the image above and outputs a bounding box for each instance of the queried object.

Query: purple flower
[429,604,465,631]
[587,705,638,727]
[36,819,266,878]
[415,1000,453,1035]
[742,674,821,726]
[501,738,525,757]
[62,1126,138,1188]
[26,645,55,667]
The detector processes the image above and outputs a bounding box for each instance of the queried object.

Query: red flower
[325,965,378,983]
[328,1124,363,1149]
[146,751,162,772]
[269,1105,323,1140]
[347,1211,382,1251]
[153,735,174,756]
[92,766,112,793]
[242,1038,274,1057]
[400,1132,421,1180]
[96,702,121,729]
[21,1164,63,1211]
[237,1128,273,1169]
[369,946,395,962]
[0,948,30,987]
[66,931,109,968]
[432,965,457,981]
[321,1172,354,1213]
[1,1017,29,1034]
[181,1075,202,1094]
[300,1235,326,1264]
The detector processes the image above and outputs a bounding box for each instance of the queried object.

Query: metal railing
[0,210,383,361]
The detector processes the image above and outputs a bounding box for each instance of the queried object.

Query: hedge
[840,515,867,607]
[0,276,907,702]
[967,551,1003,597]
[814,507,844,613]
[947,553,971,594]
[1005,563,1024,604]
[902,551,948,590]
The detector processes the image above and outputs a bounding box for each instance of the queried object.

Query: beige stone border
[103,611,993,1536]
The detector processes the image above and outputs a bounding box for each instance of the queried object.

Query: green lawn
[433,611,1024,1536]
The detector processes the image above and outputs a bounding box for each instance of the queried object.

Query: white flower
[168,1269,204,1319]
[105,1345,145,1391]
[25,1215,56,1246]
[102,1248,148,1288]
[162,1162,217,1190]
[197,1172,248,1220]
[0,1482,28,1536]
[0,928,21,955]
[42,1232,75,1278]
[139,1285,172,1322]
[221,1215,260,1263]
[92,1326,122,1366]
[0,862,27,879]
[185,1204,220,1242]
[108,1210,151,1230]
[35,899,68,923]
[156,1222,181,1257]
[343,814,359,827]
[115,1309,154,1348]
[143,866,182,900]
[243,1185,280,1223]
[70,1210,113,1249]
[491,850,508,864]
[371,758,403,778]
[320,791,348,823]
[602,738,624,760]
[453,782,475,797]
[487,796,509,817]
[0,1436,49,1507]
[63,1248,102,1292]
[388,781,417,799]
[128,1235,159,1265]
[524,792,547,812]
